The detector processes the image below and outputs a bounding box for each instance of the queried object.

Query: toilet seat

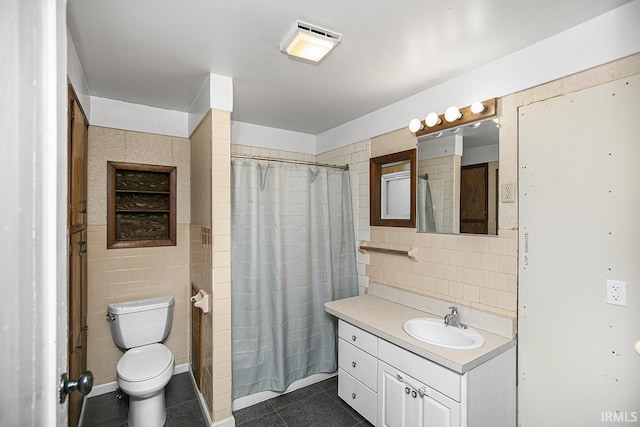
[118,343,173,382]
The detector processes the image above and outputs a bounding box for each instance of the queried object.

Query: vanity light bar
[409,98,497,137]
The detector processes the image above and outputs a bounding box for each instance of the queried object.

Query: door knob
[59,371,93,403]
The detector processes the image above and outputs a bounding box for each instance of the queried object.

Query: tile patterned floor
[83,374,372,427]
[81,372,207,427]
[233,376,374,427]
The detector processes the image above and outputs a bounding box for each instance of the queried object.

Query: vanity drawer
[338,320,378,357]
[338,368,377,426]
[338,338,378,391]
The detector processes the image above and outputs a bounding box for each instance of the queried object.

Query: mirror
[370,149,416,228]
[416,118,499,235]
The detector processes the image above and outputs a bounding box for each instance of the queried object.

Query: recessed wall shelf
[107,161,176,249]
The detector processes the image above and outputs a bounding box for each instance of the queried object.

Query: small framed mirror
[370,149,416,227]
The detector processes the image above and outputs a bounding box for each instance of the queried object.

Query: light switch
[501,182,516,203]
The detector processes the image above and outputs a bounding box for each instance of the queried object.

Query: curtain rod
[231,153,349,171]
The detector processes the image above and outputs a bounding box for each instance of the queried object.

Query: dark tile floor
[233,376,374,427]
[83,374,372,427]
[82,372,208,427]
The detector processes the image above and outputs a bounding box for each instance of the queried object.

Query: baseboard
[86,362,190,398]
[213,416,235,427]
[86,380,119,398]
[232,372,337,411]
[174,362,189,374]
[186,368,217,427]
[77,395,88,427]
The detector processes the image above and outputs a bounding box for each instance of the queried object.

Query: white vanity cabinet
[378,339,516,427]
[338,320,379,425]
[336,319,516,427]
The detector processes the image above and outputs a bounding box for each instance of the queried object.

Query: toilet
[107,296,175,427]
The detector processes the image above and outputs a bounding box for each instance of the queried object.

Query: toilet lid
[118,343,174,382]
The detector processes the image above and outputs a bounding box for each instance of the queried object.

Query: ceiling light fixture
[280,21,342,63]
[408,119,424,133]
[425,112,441,127]
[444,106,462,122]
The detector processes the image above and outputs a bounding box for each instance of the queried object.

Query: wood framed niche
[107,161,176,249]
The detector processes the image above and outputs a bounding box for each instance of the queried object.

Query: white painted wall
[90,96,189,137]
[316,0,640,153]
[67,30,91,119]
[188,73,234,136]
[231,121,316,155]
[461,144,499,167]
[188,75,211,135]
[518,75,640,426]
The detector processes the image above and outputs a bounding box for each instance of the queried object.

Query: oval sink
[403,318,485,350]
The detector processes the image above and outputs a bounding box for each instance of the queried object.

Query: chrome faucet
[444,306,467,329]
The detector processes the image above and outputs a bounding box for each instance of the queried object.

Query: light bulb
[408,118,423,133]
[425,112,441,127]
[471,102,485,114]
[444,106,462,122]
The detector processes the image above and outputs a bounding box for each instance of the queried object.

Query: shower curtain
[230,161,358,399]
[417,177,436,232]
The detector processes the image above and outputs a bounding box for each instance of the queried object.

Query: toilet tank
[107,295,174,349]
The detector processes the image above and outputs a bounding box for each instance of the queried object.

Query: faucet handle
[448,306,458,314]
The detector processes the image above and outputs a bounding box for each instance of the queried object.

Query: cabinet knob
[405,387,410,394]
[412,390,417,398]
[352,361,357,368]
[352,335,357,341]
[351,392,357,399]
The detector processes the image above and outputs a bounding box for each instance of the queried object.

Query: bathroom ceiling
[67,0,631,135]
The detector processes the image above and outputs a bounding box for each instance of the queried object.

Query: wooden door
[69,89,88,233]
[460,164,488,234]
[67,86,89,427]
[68,230,88,427]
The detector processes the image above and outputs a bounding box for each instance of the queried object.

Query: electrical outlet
[606,280,627,306]
[501,182,516,203]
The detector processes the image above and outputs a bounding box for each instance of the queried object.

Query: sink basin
[403,318,485,350]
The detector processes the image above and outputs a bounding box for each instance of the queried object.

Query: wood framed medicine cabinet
[107,161,176,249]
[370,149,416,228]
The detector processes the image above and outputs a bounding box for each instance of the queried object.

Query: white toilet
[107,296,175,427]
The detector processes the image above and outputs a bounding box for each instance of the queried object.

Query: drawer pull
[352,335,357,342]
[412,390,417,398]
[405,387,410,394]
[352,361,357,368]
[351,392,357,399]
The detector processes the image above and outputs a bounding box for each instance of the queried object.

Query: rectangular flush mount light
[279,20,342,63]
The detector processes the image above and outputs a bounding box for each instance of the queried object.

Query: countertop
[325,294,516,374]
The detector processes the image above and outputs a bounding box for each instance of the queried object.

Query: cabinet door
[418,392,459,427]
[379,360,460,427]
[378,361,410,427]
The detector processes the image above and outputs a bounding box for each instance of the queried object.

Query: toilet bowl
[107,296,175,427]
[118,343,174,426]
